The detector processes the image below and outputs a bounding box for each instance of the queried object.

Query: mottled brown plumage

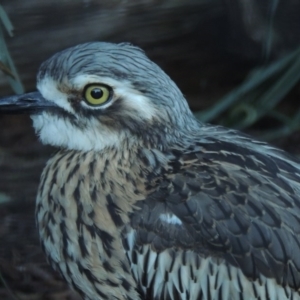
[1,42,300,300]
[36,147,143,300]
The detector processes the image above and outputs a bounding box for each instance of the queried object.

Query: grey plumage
[37,42,195,135]
[1,42,300,300]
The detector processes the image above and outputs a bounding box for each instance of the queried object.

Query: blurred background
[1,0,300,299]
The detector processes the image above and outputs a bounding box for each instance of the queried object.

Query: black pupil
[91,88,103,99]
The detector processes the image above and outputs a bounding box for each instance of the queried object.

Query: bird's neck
[38,142,171,222]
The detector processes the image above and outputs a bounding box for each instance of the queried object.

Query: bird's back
[125,127,300,300]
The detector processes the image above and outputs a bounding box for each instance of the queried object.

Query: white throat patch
[31,112,123,151]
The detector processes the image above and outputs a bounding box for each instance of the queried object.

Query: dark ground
[1,1,300,299]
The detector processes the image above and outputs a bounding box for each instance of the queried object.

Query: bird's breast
[35,149,145,300]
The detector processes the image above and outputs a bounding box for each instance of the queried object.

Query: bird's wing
[125,136,300,297]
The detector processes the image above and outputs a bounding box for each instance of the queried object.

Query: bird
[1,42,300,300]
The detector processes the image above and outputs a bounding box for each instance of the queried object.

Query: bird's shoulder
[126,127,300,289]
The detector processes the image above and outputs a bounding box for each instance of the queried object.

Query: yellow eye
[83,84,111,106]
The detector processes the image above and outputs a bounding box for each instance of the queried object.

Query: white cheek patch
[37,77,74,114]
[31,112,123,151]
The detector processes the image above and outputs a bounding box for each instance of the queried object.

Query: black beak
[0,91,59,114]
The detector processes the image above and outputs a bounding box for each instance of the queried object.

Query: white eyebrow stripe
[73,75,158,120]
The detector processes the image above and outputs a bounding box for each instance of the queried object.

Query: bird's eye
[83,84,111,106]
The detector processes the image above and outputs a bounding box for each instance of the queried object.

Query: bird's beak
[0,91,58,114]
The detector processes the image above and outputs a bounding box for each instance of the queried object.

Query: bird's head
[0,42,197,151]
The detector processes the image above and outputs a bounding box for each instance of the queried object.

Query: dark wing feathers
[129,139,300,289]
